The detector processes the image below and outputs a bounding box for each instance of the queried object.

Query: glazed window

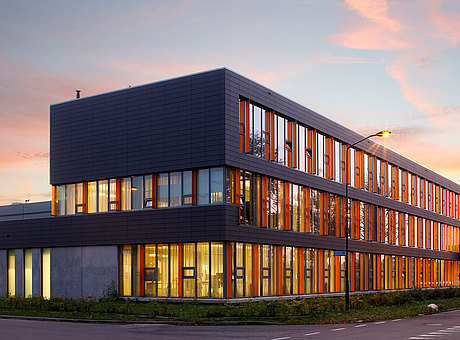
[157,173,169,208]
[170,172,182,207]
[210,168,223,204]
[98,180,108,212]
[198,169,210,205]
[131,176,143,209]
[144,175,153,208]
[182,171,193,205]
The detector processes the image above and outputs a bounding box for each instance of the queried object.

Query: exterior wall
[51,246,117,298]
[0,250,6,295]
[14,249,23,296]
[50,69,226,185]
[32,248,41,297]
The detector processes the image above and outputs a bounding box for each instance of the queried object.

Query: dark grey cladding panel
[50,69,227,185]
[223,69,460,193]
[0,205,230,249]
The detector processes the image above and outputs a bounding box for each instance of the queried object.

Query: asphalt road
[1,309,460,340]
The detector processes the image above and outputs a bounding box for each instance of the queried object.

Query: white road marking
[331,328,346,331]
[426,324,442,326]
[271,337,290,340]
[429,332,447,335]
[355,324,366,328]
[392,319,402,322]
[417,335,441,337]
[304,332,320,336]
[374,321,386,324]
[409,338,435,340]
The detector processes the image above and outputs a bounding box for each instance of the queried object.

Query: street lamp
[345,130,391,311]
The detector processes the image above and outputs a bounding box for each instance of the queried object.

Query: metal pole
[344,132,383,311]
[345,145,350,311]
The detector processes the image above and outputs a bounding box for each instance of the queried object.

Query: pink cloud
[428,0,460,47]
[331,25,412,50]
[312,54,377,64]
[344,0,403,32]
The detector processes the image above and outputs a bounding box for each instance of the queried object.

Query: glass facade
[53,167,225,216]
[238,99,460,221]
[120,242,459,298]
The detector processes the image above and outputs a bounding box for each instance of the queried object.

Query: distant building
[1,69,459,299]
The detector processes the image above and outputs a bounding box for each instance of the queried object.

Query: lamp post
[345,130,391,311]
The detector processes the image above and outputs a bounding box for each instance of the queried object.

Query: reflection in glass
[132,176,143,209]
[157,244,169,297]
[198,169,209,205]
[183,171,193,205]
[144,245,156,296]
[144,175,152,208]
[76,183,84,213]
[109,179,117,210]
[183,243,196,297]
[170,172,182,207]
[210,168,223,204]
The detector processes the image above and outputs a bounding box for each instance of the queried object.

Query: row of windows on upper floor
[239,99,460,221]
[227,169,460,253]
[52,167,224,215]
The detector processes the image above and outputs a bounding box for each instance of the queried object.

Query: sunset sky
[0,0,459,205]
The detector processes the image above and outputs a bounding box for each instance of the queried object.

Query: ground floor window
[120,242,460,298]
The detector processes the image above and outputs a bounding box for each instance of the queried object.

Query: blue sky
[0,0,459,204]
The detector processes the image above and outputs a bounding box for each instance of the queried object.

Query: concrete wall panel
[32,248,41,297]
[82,246,118,298]
[0,250,6,295]
[15,249,23,296]
[50,247,82,298]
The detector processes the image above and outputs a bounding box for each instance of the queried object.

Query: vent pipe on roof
[76,90,81,99]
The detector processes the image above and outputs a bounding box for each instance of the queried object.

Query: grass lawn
[1,288,460,324]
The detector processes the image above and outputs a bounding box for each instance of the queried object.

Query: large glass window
[197,242,209,297]
[132,176,143,209]
[121,178,132,210]
[183,171,193,205]
[183,243,196,297]
[98,180,108,212]
[8,250,15,296]
[109,179,118,210]
[42,248,50,299]
[24,249,32,297]
[210,168,223,204]
[277,116,285,165]
[56,185,65,216]
[76,183,84,213]
[157,174,169,208]
[87,181,97,213]
[144,175,153,208]
[66,184,75,215]
[198,169,210,205]
[157,244,169,297]
[144,245,156,296]
[170,172,182,207]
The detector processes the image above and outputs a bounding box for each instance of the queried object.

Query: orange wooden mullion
[287,121,292,168]
[350,253,355,291]
[254,244,259,297]
[51,186,56,216]
[278,246,283,295]
[270,112,275,161]
[115,178,121,210]
[335,256,341,292]
[82,182,87,213]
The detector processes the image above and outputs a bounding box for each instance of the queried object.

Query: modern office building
[0,68,459,299]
